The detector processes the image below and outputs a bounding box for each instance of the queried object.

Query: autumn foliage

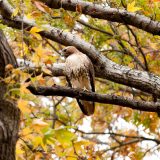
[0,0,160,159]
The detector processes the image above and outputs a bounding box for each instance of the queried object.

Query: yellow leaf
[33,33,42,40]
[63,12,75,27]
[16,148,24,154]
[32,136,47,151]
[30,11,42,18]
[32,45,55,65]
[30,27,43,40]
[26,13,34,20]
[46,77,55,86]
[32,45,43,64]
[18,99,31,113]
[66,156,77,160]
[4,76,15,84]
[35,153,43,160]
[54,129,77,148]
[127,1,142,12]
[32,118,49,131]
[37,45,43,57]
[34,44,43,58]
[17,42,28,51]
[55,144,65,156]
[30,27,43,34]
[42,68,52,76]
[74,140,94,153]
[12,8,19,17]
[20,82,30,94]
[12,68,22,75]
[20,73,30,83]
[51,12,60,17]
[31,54,40,65]
[20,127,32,137]
[36,73,46,85]
[16,141,24,155]
[34,1,52,14]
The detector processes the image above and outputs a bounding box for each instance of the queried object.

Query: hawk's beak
[59,50,64,56]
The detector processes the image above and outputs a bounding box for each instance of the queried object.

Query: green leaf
[54,129,77,148]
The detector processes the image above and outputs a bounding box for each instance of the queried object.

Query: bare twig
[52,97,65,128]
[102,139,141,153]
[126,25,149,71]
[76,129,160,144]
[109,22,146,70]
[77,19,113,36]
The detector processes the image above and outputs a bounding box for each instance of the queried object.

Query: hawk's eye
[63,49,67,52]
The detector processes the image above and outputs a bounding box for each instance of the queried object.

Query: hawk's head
[61,46,78,58]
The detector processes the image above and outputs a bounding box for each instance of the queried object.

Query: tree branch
[126,25,149,71]
[76,129,160,144]
[77,19,113,36]
[27,85,160,113]
[108,22,146,70]
[102,139,141,153]
[45,0,160,35]
[1,0,160,98]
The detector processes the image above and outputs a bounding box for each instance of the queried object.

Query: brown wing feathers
[62,46,95,116]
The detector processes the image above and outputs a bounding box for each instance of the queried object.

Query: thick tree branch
[27,85,160,113]
[17,59,65,77]
[40,29,160,98]
[45,0,160,35]
[1,0,160,98]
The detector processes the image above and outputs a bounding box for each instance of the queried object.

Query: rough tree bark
[45,0,160,35]
[0,30,20,160]
[27,85,160,113]
[1,0,160,98]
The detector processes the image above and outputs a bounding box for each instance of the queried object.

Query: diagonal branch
[126,25,149,71]
[108,22,146,70]
[102,139,141,152]
[45,0,160,35]
[27,85,160,113]
[77,19,113,36]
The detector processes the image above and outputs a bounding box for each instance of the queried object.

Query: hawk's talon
[61,46,95,116]
[82,88,89,92]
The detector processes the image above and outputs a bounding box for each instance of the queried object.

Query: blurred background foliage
[1,0,160,159]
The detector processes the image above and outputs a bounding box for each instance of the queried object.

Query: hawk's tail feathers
[77,99,95,116]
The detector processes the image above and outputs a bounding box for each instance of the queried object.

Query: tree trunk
[0,30,20,160]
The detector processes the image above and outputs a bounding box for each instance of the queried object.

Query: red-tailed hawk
[61,46,95,116]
